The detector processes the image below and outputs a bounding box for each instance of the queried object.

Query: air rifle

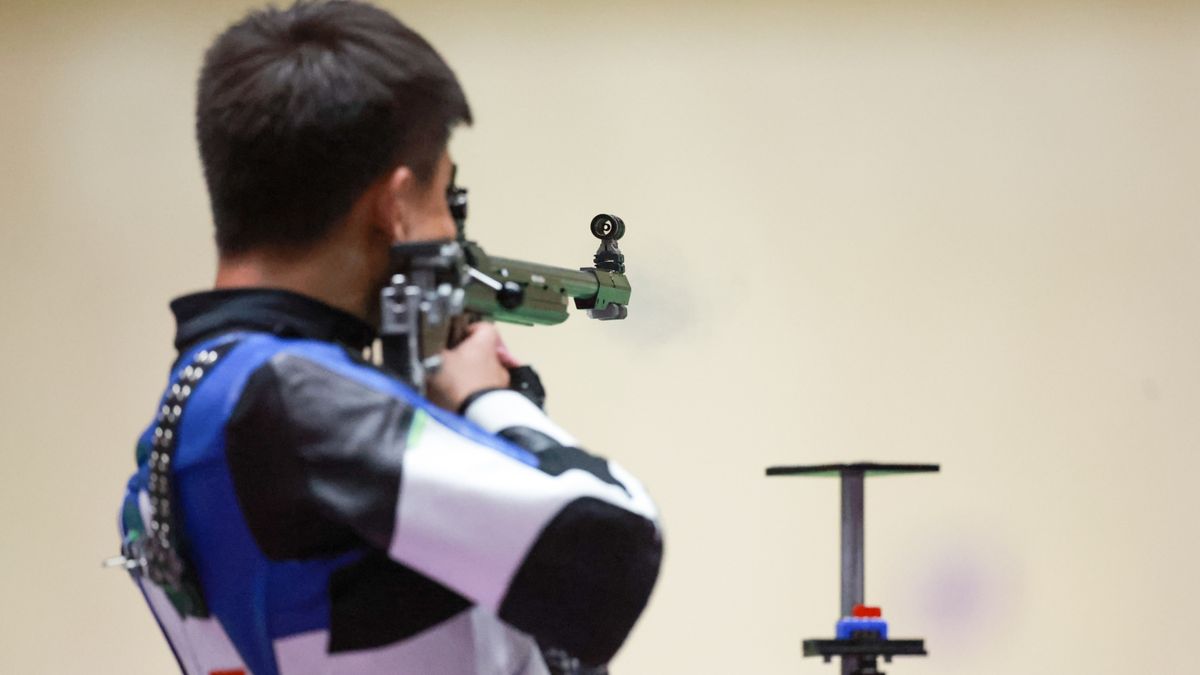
[379,169,631,396]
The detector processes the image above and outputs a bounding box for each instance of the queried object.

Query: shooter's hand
[427,322,513,413]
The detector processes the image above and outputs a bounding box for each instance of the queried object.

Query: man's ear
[374,164,415,243]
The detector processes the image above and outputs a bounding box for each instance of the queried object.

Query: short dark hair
[196,0,471,254]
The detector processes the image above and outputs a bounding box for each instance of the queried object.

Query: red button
[852,604,882,617]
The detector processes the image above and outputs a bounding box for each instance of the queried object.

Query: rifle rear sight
[589,214,626,274]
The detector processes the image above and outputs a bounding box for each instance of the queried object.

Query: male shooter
[115,2,663,673]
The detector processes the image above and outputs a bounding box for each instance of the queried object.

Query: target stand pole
[840,470,865,675]
[766,462,939,675]
[841,469,865,617]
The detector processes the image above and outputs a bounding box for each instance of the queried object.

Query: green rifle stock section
[461,241,631,326]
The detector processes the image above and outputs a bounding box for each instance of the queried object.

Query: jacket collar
[171,288,376,353]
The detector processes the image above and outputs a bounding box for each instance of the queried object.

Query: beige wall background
[1,1,1197,673]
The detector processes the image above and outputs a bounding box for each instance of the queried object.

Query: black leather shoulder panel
[225,353,413,558]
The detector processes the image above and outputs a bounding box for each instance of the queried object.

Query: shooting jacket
[118,289,662,675]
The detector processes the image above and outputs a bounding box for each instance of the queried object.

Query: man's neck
[214,241,380,321]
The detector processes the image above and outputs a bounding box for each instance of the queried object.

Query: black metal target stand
[765,463,940,675]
